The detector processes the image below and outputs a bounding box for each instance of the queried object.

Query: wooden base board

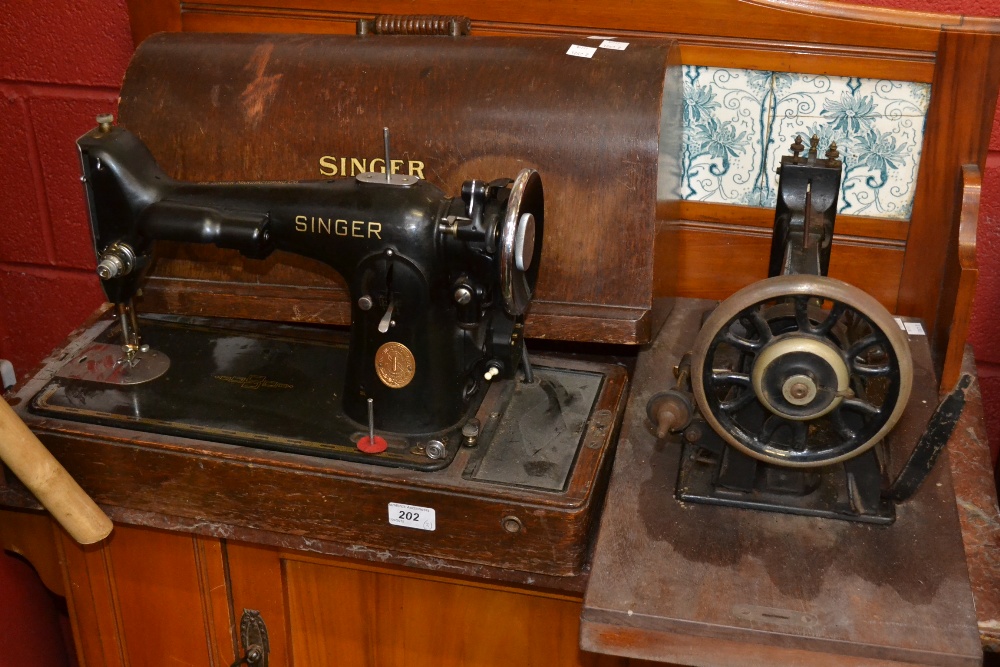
[3,310,628,582]
[581,299,981,667]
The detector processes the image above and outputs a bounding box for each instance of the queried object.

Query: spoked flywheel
[690,275,913,468]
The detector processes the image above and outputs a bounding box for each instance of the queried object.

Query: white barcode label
[599,40,629,50]
[388,502,436,531]
[904,321,925,335]
[567,44,597,58]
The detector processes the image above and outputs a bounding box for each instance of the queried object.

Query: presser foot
[55,342,171,385]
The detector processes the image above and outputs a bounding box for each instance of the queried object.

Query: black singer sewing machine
[7,33,673,581]
[29,117,558,471]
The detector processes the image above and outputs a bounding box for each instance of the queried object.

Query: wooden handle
[356,15,471,36]
[0,399,113,544]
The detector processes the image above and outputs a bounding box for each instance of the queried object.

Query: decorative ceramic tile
[681,66,931,220]
[681,67,767,206]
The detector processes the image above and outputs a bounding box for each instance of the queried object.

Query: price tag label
[904,321,925,336]
[567,44,597,58]
[388,502,436,531]
[599,40,629,50]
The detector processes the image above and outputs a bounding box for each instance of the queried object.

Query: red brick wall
[0,1,132,380]
[0,4,132,663]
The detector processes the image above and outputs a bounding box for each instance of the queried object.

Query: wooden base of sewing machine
[0,302,635,667]
[581,300,983,667]
[2,305,628,581]
[0,303,643,667]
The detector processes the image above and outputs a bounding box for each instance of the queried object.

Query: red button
[357,435,388,454]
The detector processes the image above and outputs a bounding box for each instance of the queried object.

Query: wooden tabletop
[581,299,982,667]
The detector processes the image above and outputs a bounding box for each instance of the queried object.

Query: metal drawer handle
[229,645,263,667]
[357,15,471,36]
[230,609,269,667]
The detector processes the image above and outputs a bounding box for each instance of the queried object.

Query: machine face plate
[54,342,171,385]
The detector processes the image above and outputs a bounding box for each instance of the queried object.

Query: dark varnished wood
[2,505,668,667]
[138,241,350,326]
[581,300,981,667]
[127,0,982,51]
[676,42,934,83]
[581,621,919,667]
[116,32,678,345]
[3,2,998,665]
[677,202,911,242]
[659,221,905,311]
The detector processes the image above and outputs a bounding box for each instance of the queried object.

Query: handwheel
[497,169,544,317]
[690,275,913,468]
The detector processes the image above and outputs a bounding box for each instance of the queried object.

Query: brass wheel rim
[690,275,913,468]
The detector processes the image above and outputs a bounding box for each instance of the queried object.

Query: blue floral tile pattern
[681,66,930,220]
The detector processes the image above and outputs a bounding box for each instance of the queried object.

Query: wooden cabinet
[2,514,656,667]
[230,545,621,667]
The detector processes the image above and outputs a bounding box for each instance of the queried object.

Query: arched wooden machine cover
[117,32,680,344]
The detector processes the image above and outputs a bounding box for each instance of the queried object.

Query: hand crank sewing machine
[579,127,982,665]
[646,136,966,524]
